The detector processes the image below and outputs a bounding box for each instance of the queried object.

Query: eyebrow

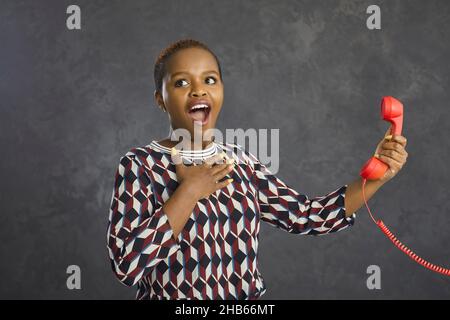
[171,70,219,77]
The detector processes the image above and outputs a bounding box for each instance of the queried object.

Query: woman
[106,38,408,300]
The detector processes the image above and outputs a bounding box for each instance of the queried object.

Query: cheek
[212,90,224,108]
[215,86,224,99]
[213,105,222,116]
[165,93,187,115]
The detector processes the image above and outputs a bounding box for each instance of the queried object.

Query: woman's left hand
[373,128,409,183]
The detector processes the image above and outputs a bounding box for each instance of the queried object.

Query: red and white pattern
[106,140,356,300]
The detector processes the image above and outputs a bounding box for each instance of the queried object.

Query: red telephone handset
[360,96,404,180]
[360,96,450,276]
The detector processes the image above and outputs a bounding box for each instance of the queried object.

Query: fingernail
[227,178,234,183]
[385,135,392,140]
[226,158,234,164]
[171,147,178,155]
[374,153,380,158]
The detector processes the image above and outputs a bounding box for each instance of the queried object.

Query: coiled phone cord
[361,178,450,276]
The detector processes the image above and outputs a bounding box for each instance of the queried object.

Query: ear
[154,90,166,112]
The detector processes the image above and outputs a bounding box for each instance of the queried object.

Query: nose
[190,80,207,97]
[191,91,206,97]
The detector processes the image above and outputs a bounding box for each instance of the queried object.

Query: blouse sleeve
[106,154,181,286]
[240,146,356,236]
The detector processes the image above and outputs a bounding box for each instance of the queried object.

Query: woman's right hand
[171,148,235,201]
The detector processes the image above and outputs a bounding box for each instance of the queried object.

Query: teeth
[190,104,209,112]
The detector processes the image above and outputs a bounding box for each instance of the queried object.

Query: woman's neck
[158,126,215,150]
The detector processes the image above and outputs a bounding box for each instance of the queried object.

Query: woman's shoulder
[118,141,165,168]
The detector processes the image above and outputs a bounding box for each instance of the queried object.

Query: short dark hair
[153,38,223,94]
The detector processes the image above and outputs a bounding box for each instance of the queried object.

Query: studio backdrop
[1,0,449,299]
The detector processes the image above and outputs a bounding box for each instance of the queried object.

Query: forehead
[165,47,218,77]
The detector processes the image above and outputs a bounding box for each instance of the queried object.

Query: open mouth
[187,104,212,125]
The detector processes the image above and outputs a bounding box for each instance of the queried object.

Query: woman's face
[155,47,224,143]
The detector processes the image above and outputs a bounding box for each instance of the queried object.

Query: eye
[205,76,217,85]
[174,79,188,87]
[174,76,217,88]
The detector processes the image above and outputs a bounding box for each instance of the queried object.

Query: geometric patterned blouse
[106,140,356,300]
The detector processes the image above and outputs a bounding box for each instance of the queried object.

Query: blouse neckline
[149,140,220,159]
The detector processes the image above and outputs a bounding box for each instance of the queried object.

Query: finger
[221,150,231,160]
[204,152,227,167]
[171,147,184,166]
[212,162,235,180]
[203,156,218,168]
[378,157,399,174]
[391,134,407,147]
[387,143,408,159]
[214,178,234,191]
[377,153,403,169]
[379,148,407,162]
[210,161,233,176]
[375,149,406,164]
[383,127,393,141]
[209,157,234,175]
[217,151,232,162]
[217,151,229,163]
[381,142,408,155]
[207,153,232,168]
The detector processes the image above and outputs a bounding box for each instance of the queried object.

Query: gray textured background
[1,0,449,299]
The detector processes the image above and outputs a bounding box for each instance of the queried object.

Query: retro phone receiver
[360,96,404,180]
[360,96,450,276]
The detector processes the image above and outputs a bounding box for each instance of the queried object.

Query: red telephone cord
[361,178,450,276]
